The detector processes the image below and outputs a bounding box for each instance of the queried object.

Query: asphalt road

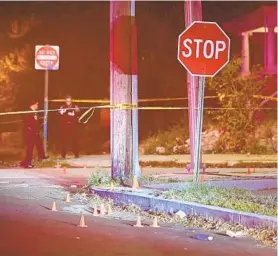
[0,169,276,256]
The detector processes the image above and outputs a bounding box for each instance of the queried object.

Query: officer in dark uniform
[59,95,80,158]
[21,100,48,168]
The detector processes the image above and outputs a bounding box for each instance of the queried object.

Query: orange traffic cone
[107,204,113,215]
[55,161,61,169]
[132,176,139,189]
[200,175,205,183]
[134,215,143,227]
[78,215,88,228]
[110,181,115,191]
[51,201,57,211]
[65,192,71,203]
[150,216,160,228]
[247,168,251,175]
[93,204,99,216]
[100,203,106,215]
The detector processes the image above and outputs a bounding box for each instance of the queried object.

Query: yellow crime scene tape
[0,104,275,118]
[252,95,278,101]
[51,94,278,124]
[49,94,278,104]
[0,105,110,117]
[49,97,218,104]
[0,94,276,125]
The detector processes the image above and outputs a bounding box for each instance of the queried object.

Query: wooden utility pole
[110,0,139,182]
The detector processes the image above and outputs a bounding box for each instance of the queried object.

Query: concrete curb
[91,188,277,230]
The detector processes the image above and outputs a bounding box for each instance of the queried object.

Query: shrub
[140,58,275,155]
[87,168,111,187]
[207,57,269,153]
[142,119,189,154]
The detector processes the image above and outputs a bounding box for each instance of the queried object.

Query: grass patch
[0,156,81,169]
[0,147,23,163]
[87,168,121,187]
[33,158,80,168]
[88,168,111,187]
[163,184,277,217]
[140,175,182,185]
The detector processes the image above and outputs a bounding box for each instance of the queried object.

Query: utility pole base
[186,163,206,173]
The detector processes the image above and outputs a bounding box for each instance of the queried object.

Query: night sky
[0,1,275,150]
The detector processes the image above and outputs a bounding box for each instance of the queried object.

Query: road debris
[191,234,213,241]
[226,230,247,238]
[175,210,186,219]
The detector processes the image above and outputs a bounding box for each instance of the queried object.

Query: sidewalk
[65,154,277,168]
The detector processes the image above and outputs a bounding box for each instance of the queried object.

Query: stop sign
[178,21,230,77]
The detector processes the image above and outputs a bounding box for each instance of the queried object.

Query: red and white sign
[178,21,230,77]
[35,45,60,70]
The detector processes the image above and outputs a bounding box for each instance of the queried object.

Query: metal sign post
[193,76,205,182]
[177,21,230,182]
[131,0,140,178]
[35,44,60,154]
[43,69,49,153]
[184,0,202,173]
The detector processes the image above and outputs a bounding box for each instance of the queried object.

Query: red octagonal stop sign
[178,21,230,77]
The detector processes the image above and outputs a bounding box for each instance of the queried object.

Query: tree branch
[8,14,40,39]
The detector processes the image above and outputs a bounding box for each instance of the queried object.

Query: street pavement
[0,169,276,256]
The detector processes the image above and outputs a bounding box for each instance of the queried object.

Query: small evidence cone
[134,215,143,227]
[55,161,61,169]
[150,216,160,228]
[51,201,57,211]
[107,204,113,215]
[200,175,205,183]
[247,168,251,175]
[78,215,88,228]
[100,203,106,215]
[65,192,71,203]
[132,176,139,189]
[110,181,115,191]
[93,204,99,216]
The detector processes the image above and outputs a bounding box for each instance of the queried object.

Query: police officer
[21,100,48,168]
[59,95,80,158]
